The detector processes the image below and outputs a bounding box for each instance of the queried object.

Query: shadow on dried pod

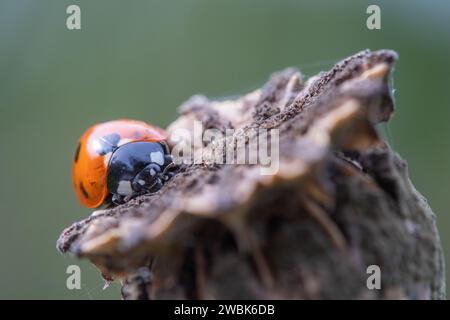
[57,49,445,300]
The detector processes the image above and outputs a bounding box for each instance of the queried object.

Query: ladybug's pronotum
[72,119,174,208]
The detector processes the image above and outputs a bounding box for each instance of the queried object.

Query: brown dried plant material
[57,50,445,300]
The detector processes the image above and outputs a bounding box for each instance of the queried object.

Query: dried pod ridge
[57,50,445,300]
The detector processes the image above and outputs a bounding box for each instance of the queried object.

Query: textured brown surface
[57,49,445,299]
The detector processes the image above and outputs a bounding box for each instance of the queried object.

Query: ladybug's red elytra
[72,119,174,208]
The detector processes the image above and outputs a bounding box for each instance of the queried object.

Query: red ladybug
[72,119,174,208]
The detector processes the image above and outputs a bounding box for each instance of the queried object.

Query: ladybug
[72,119,174,208]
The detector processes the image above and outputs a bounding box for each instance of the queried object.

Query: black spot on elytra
[94,133,121,155]
[74,142,81,162]
[80,182,89,199]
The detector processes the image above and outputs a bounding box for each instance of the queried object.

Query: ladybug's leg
[132,163,162,193]
[126,177,163,200]
[159,143,177,180]
[163,154,173,166]
[111,193,126,206]
[160,162,177,181]
[151,177,164,191]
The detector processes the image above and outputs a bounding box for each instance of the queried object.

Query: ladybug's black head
[106,141,172,203]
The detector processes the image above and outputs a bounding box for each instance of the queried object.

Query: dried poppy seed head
[57,49,445,300]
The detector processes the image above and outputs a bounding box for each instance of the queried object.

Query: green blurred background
[0,0,449,299]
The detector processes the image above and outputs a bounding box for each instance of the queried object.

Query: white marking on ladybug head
[150,151,164,165]
[117,180,133,195]
[138,179,145,186]
[103,152,112,166]
[150,168,156,176]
